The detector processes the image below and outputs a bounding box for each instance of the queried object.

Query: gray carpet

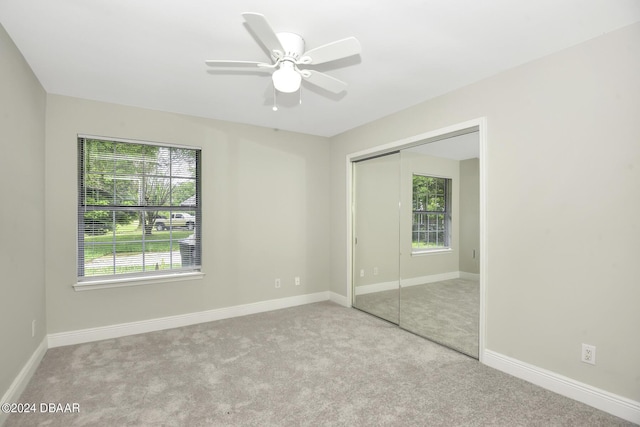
[401,278,479,358]
[6,301,632,426]
[355,278,479,358]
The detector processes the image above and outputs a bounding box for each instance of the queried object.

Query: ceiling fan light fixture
[272,61,301,93]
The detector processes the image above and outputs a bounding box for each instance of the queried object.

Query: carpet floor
[6,301,633,426]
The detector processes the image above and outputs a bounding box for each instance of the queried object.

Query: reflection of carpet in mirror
[354,278,479,358]
[354,290,399,325]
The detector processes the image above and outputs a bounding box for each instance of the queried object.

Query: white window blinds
[77,136,201,282]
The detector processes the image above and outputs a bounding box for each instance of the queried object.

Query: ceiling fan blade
[241,12,284,56]
[205,60,265,67]
[301,70,348,94]
[301,37,361,65]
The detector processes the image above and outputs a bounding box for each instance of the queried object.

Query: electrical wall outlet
[275,278,281,288]
[581,343,596,365]
[31,319,36,338]
[373,267,379,276]
[295,276,301,286]
[360,269,365,277]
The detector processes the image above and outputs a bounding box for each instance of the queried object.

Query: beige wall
[459,158,480,274]
[330,23,640,401]
[44,95,331,333]
[0,25,47,398]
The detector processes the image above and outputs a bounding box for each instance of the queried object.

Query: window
[77,136,201,284]
[412,174,451,252]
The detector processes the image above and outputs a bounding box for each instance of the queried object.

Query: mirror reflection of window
[412,175,452,252]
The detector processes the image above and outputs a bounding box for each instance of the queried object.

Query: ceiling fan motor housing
[275,32,305,61]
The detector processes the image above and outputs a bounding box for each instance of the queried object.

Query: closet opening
[347,119,487,360]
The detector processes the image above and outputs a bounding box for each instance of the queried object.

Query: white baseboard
[459,271,480,280]
[0,338,48,427]
[354,280,398,295]
[354,271,481,296]
[329,291,350,307]
[400,271,461,288]
[483,349,640,424]
[48,291,331,348]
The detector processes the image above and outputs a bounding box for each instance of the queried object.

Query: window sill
[74,271,205,291]
[411,248,453,257]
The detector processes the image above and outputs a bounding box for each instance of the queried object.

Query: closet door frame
[346,117,488,362]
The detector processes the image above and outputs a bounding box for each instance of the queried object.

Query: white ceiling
[2,1,639,137]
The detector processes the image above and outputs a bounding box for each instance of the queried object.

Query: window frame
[76,135,202,290]
[411,174,452,254]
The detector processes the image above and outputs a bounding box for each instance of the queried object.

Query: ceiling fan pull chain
[299,87,302,105]
[272,84,278,111]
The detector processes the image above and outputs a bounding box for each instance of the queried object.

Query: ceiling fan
[205,13,361,97]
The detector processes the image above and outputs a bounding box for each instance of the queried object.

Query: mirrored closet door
[352,152,400,324]
[352,132,480,359]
